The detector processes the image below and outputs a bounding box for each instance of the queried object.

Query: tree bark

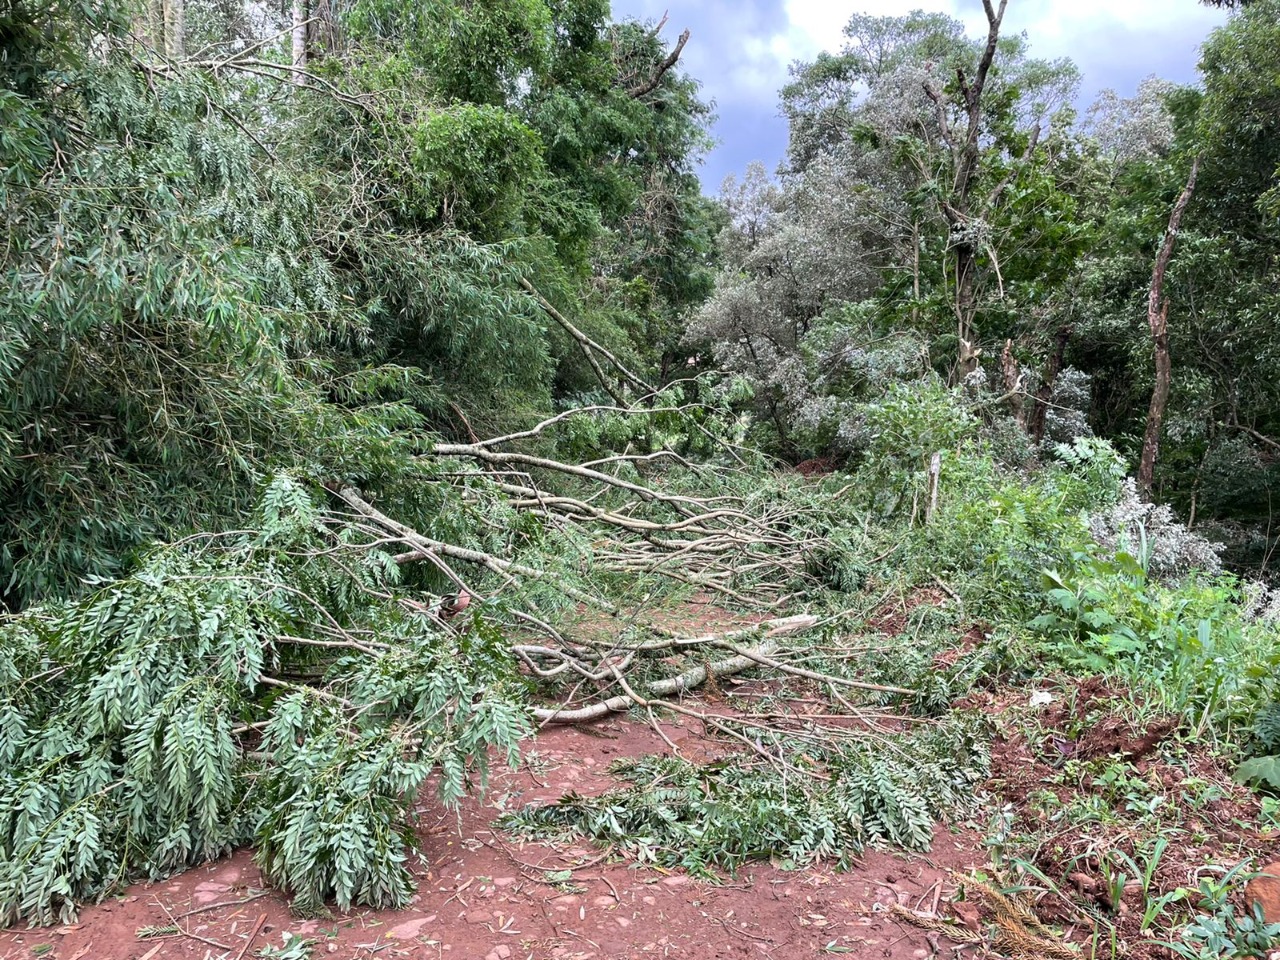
[291,0,309,85]
[1000,339,1025,427]
[1029,326,1070,443]
[1137,157,1199,498]
[163,0,184,58]
[146,0,167,51]
[628,28,690,98]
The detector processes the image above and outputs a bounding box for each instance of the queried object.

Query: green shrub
[1028,553,1280,740]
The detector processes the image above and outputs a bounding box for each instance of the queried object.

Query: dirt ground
[9,596,1273,960]
[0,713,979,960]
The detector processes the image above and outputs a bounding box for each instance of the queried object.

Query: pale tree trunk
[1137,157,1199,498]
[163,0,184,58]
[911,220,920,326]
[922,0,1008,379]
[291,0,309,84]
[142,0,166,52]
[1000,339,1025,428]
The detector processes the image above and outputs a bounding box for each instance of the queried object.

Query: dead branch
[428,442,706,514]
[334,485,618,611]
[627,28,690,99]
[1225,422,1280,455]
[474,405,690,449]
[519,278,653,398]
[532,615,818,722]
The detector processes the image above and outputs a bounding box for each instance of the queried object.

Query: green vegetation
[503,717,989,872]
[4,1,1280,957]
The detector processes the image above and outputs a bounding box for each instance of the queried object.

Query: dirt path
[0,716,979,960]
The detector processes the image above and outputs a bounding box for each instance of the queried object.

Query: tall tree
[921,0,1008,377]
[693,10,1083,459]
[1137,157,1198,497]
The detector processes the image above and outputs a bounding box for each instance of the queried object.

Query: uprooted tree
[0,431,992,924]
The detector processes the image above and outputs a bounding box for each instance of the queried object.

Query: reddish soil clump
[793,458,837,477]
[931,624,988,671]
[975,676,1278,959]
[868,587,951,638]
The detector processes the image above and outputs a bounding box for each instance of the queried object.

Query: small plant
[1236,700,1280,789]
[1158,862,1280,959]
[259,934,314,959]
[1097,835,1183,931]
[1164,903,1280,959]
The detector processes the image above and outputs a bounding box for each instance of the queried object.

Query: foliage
[0,0,719,608]
[502,716,988,874]
[0,477,528,924]
[5,0,1280,949]
[688,10,1086,461]
[1028,555,1278,738]
[891,440,1107,621]
[257,933,315,960]
[1158,862,1280,959]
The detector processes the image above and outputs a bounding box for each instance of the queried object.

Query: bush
[1028,553,1279,739]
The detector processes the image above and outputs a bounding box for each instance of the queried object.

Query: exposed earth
[0,713,978,960]
[5,599,1276,960]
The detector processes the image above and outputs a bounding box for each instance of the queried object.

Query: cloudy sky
[610,0,1230,192]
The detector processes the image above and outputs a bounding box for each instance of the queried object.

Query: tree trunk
[1139,302,1173,498]
[1029,326,1070,444]
[911,220,920,326]
[957,334,982,380]
[1000,339,1025,427]
[922,0,1007,377]
[292,0,309,84]
[145,0,166,51]
[1137,157,1199,497]
[925,452,942,524]
[163,0,184,58]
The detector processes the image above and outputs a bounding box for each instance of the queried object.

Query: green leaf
[1235,757,1280,790]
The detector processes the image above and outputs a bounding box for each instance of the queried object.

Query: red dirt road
[0,716,979,960]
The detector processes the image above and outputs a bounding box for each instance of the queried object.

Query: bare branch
[627,28,690,99]
[922,79,957,150]
[519,278,653,399]
[532,615,819,722]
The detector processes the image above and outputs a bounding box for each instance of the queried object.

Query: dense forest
[4,0,1280,956]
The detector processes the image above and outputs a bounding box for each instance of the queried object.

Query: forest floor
[1,600,1274,960]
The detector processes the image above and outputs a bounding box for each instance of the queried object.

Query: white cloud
[610,0,1230,186]
[1006,0,1224,40]
[777,0,1227,73]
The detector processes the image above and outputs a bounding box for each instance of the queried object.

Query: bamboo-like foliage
[0,476,529,924]
[0,0,720,607]
[503,718,989,872]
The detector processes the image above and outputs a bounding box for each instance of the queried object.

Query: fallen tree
[0,415,905,926]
